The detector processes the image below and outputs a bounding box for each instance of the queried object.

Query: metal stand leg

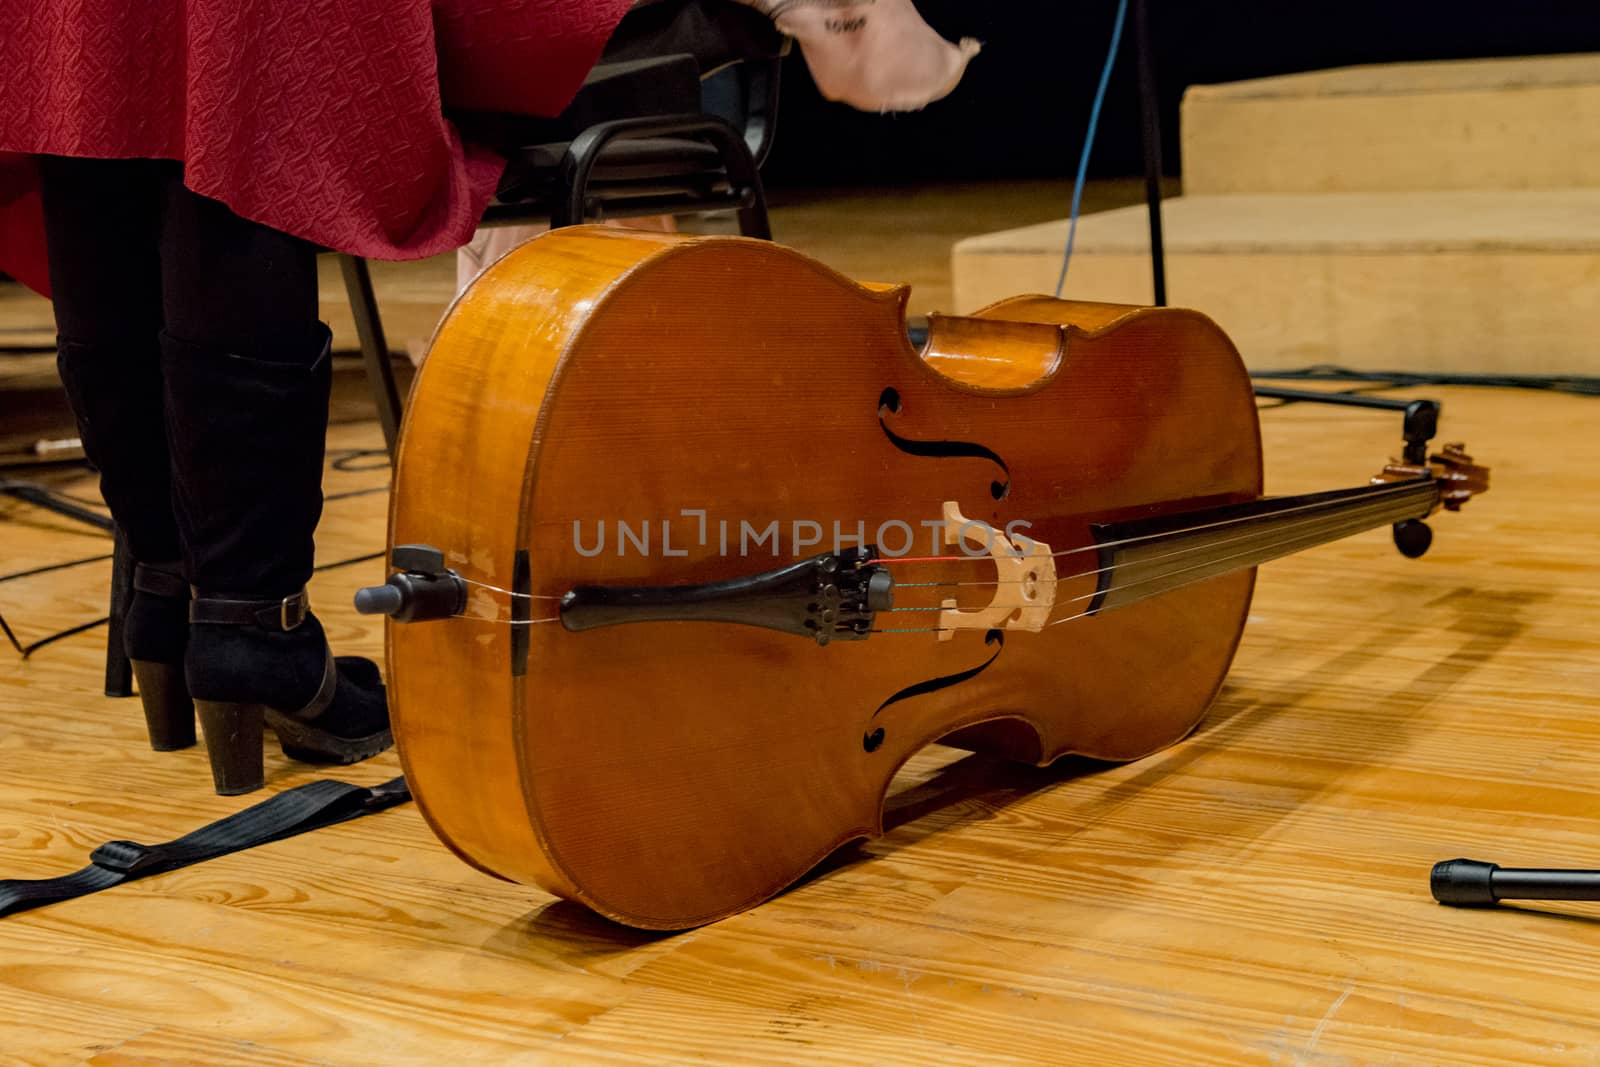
[339,254,403,458]
[104,528,134,697]
[736,181,772,241]
[1134,0,1167,307]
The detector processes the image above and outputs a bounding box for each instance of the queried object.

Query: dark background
[762,0,1600,186]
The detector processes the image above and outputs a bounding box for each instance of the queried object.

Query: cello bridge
[936,501,1057,640]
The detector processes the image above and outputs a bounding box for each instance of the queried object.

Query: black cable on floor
[0,480,115,531]
[18,483,107,509]
[0,553,113,585]
[0,610,21,655]
[329,447,391,472]
[0,609,108,658]
[1251,366,1600,398]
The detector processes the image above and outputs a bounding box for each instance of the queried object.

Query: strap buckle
[89,840,163,876]
[362,777,413,813]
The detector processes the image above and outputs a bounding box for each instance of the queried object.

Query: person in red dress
[0,0,633,794]
[0,0,980,795]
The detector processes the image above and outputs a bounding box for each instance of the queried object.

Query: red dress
[0,0,633,296]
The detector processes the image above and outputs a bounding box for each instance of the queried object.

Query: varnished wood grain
[2,201,1599,1062]
[394,228,1264,928]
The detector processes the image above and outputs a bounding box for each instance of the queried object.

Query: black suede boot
[125,561,195,750]
[162,324,391,795]
[54,337,195,749]
[187,595,391,793]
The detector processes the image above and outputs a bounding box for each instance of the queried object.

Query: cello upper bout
[917,314,1067,392]
[969,293,1151,332]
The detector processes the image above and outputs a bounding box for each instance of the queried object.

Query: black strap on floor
[0,775,410,918]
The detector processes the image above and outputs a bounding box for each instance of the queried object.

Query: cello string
[1043,505,1417,626]
[870,477,1432,567]
[458,576,565,599]
[891,491,1415,592]
[483,495,1411,630]
[452,478,1433,603]
[1050,496,1424,610]
[455,490,1423,628]
[865,503,1407,632]
[877,490,1421,611]
[452,612,955,634]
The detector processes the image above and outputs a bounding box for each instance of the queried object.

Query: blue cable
[1055,0,1130,298]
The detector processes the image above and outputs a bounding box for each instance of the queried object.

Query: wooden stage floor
[2,190,1599,1064]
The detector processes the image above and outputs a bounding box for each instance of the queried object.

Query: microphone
[1431,858,1600,907]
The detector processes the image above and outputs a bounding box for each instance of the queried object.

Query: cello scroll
[1372,442,1490,512]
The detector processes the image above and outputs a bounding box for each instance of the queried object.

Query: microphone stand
[1133,0,1167,307]
[1432,859,1600,907]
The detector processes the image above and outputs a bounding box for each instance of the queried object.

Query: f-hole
[863,629,1005,752]
[877,388,1011,501]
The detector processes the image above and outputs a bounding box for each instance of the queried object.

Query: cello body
[388,226,1262,929]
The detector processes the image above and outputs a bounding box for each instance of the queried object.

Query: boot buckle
[190,588,312,631]
[280,591,309,631]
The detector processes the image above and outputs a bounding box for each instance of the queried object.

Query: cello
[358,226,1487,929]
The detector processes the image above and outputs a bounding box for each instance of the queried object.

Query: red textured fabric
[0,0,632,297]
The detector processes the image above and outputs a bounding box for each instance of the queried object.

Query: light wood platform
[950,189,1600,374]
[1181,54,1600,195]
[954,54,1600,376]
[3,373,1599,1062]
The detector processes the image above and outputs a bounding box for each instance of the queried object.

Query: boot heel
[130,659,195,751]
[195,701,266,795]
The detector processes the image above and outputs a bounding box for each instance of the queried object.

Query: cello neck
[1086,477,1441,615]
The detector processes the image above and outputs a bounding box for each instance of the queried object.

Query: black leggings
[37,156,318,361]
[37,156,324,584]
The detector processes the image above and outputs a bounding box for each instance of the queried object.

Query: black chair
[344,0,788,456]
[104,0,788,697]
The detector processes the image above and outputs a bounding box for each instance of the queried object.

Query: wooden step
[1181,54,1600,195]
[950,189,1600,375]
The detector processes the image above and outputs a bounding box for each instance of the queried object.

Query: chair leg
[552,173,584,229]
[103,527,134,698]
[338,254,403,458]
[736,180,772,241]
